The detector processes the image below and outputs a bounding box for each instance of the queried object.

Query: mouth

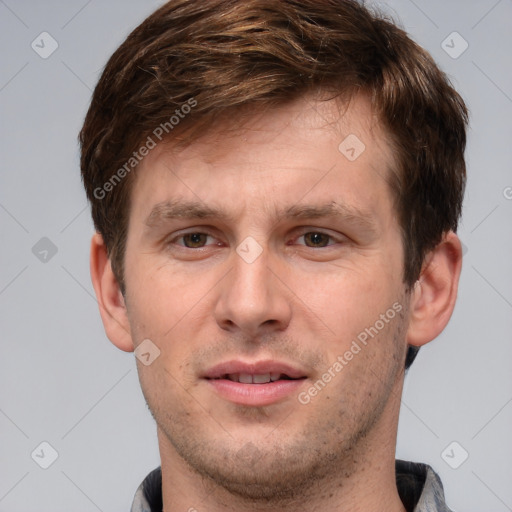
[214,372,301,384]
[203,360,308,406]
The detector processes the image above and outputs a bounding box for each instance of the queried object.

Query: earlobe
[90,233,134,352]
[406,231,462,347]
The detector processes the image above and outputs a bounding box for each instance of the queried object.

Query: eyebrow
[144,200,378,234]
[145,201,235,227]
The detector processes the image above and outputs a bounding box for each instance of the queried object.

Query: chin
[192,448,321,502]
[168,431,341,503]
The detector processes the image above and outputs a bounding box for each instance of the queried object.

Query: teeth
[238,373,253,384]
[225,373,278,383]
[253,373,271,384]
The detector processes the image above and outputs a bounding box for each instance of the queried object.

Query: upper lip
[202,360,308,380]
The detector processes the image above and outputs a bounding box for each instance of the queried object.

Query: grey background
[0,0,511,510]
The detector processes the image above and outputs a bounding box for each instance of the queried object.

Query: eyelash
[169,230,340,249]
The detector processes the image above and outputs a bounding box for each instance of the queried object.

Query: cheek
[318,300,407,402]
[124,253,199,338]
[297,261,400,335]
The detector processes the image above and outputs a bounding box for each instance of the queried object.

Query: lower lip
[206,378,306,406]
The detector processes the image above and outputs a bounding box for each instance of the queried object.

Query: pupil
[306,232,327,247]
[185,233,206,247]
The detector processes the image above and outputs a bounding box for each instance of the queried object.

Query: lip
[203,360,308,380]
[203,359,308,407]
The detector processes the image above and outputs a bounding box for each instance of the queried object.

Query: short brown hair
[80,0,467,297]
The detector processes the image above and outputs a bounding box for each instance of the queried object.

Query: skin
[91,93,462,512]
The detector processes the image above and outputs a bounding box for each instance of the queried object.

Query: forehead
[130,93,396,225]
[171,92,391,166]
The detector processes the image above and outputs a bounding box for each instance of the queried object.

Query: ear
[90,233,134,352]
[406,231,462,347]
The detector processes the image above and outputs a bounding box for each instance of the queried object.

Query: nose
[213,243,292,338]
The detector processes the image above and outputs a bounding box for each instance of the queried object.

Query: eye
[297,232,335,248]
[176,232,213,248]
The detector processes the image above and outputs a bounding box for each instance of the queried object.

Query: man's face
[123,94,410,498]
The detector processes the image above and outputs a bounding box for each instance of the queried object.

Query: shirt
[131,459,453,512]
